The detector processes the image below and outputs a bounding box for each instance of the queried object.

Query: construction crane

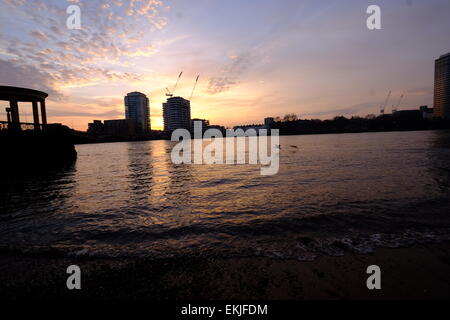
[189,75,200,101]
[392,94,404,113]
[165,72,183,97]
[380,90,391,115]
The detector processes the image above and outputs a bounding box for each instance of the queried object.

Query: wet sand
[1,243,450,300]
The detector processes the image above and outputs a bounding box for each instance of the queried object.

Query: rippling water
[1,131,450,260]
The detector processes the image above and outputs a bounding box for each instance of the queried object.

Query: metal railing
[0,120,44,131]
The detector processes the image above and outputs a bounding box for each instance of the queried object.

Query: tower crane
[392,94,404,113]
[166,72,183,97]
[380,90,391,115]
[189,75,200,101]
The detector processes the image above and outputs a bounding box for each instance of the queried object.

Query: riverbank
[1,243,450,300]
[72,127,450,146]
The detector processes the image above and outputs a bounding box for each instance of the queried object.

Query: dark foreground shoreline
[1,243,450,300]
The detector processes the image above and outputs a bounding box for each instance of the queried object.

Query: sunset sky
[1,0,450,130]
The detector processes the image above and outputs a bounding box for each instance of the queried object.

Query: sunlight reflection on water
[1,131,450,260]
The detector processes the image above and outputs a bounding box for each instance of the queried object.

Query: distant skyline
[1,0,450,130]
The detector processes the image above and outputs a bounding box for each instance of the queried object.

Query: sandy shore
[1,243,450,300]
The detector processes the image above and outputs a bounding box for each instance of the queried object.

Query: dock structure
[0,86,77,169]
[0,86,48,131]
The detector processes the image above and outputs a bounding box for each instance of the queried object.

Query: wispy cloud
[0,0,169,94]
[0,59,62,98]
[1,0,449,131]
[208,53,256,94]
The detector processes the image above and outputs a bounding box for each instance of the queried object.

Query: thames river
[1,130,450,260]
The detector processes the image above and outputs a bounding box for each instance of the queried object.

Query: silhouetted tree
[283,113,298,122]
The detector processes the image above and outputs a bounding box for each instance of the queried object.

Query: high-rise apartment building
[162,97,191,132]
[433,53,450,119]
[124,91,150,132]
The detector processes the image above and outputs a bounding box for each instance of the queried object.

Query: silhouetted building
[433,53,450,119]
[264,117,275,129]
[420,106,434,120]
[87,120,104,135]
[163,96,191,132]
[234,118,275,132]
[191,118,209,133]
[234,118,267,132]
[232,123,266,136]
[393,109,422,121]
[190,118,226,135]
[104,119,136,137]
[233,124,265,131]
[191,118,210,129]
[125,91,150,132]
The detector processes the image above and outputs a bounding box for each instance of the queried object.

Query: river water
[1,130,450,260]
